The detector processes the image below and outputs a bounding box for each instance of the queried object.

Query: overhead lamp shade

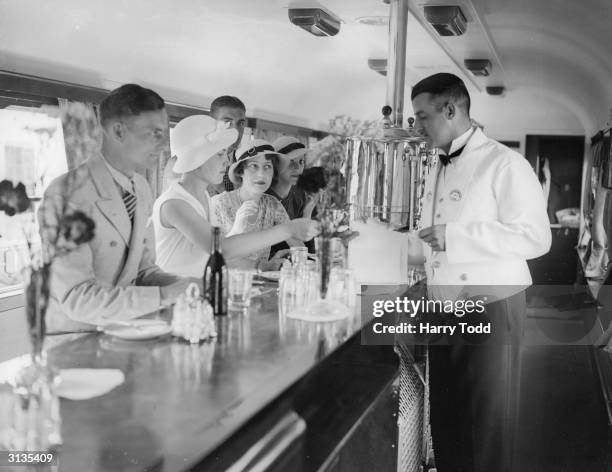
[368,58,387,76]
[424,6,467,36]
[486,86,505,96]
[288,8,341,37]
[464,59,492,77]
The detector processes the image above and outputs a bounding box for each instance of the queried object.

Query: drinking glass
[329,267,356,308]
[228,269,254,310]
[290,247,308,268]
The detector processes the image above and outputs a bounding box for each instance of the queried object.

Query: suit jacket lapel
[88,153,132,246]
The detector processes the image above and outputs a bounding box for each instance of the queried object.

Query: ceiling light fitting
[464,59,492,77]
[288,8,341,37]
[368,58,388,76]
[486,86,505,96]
[424,5,467,37]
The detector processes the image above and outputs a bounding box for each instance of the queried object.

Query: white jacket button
[460,273,468,281]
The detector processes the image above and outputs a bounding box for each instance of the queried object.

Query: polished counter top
[46,285,386,471]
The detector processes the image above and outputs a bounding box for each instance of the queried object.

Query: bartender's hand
[228,201,259,236]
[160,278,202,307]
[418,224,446,252]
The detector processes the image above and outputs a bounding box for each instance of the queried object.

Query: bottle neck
[212,228,221,253]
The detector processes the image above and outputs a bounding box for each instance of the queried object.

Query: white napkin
[56,369,125,400]
[348,220,425,285]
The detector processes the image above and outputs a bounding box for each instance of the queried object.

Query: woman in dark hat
[210,139,306,270]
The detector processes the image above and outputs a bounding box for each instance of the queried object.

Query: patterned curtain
[56,98,102,170]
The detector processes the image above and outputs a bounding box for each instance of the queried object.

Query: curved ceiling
[0,0,609,137]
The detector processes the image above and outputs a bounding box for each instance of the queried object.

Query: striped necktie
[122,180,137,222]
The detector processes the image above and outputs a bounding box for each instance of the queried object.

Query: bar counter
[46,284,400,471]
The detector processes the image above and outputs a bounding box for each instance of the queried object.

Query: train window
[0,106,68,297]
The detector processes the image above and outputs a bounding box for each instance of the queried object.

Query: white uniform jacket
[419,128,551,300]
[40,152,180,333]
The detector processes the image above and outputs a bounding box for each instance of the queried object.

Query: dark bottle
[203,227,227,316]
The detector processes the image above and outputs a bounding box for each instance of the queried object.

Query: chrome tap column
[342,0,433,231]
[342,2,434,471]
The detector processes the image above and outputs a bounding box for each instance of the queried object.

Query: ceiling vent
[464,59,492,77]
[424,6,467,36]
[288,8,341,37]
[368,58,388,76]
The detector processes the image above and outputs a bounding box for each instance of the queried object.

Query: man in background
[208,95,247,195]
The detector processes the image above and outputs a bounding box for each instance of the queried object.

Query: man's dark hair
[99,84,165,127]
[210,96,246,117]
[411,73,471,114]
[297,167,327,194]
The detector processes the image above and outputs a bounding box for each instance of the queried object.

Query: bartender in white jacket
[410,73,551,472]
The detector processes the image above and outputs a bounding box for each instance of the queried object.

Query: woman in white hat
[152,116,317,277]
[210,139,306,270]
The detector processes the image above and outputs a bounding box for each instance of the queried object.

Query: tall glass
[228,269,254,310]
[290,247,308,268]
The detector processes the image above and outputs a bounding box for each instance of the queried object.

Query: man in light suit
[42,84,198,333]
[411,73,551,471]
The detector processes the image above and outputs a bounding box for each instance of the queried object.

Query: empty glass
[328,267,356,308]
[279,264,319,317]
[290,247,308,268]
[228,269,254,310]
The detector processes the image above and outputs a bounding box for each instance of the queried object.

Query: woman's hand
[227,201,259,236]
[264,249,292,271]
[303,190,323,219]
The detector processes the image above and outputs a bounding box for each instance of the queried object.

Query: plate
[103,319,172,341]
[259,271,281,281]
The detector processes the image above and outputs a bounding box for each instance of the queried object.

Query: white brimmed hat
[171,115,238,173]
[272,136,308,160]
[229,139,281,185]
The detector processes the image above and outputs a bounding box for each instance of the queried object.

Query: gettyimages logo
[360,284,603,346]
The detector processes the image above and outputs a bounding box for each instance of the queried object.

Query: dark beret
[410,73,468,100]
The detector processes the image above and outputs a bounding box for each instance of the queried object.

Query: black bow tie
[439,145,466,166]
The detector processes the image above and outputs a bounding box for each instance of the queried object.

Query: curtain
[584,136,610,277]
[57,98,102,170]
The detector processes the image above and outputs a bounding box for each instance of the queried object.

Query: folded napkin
[348,220,424,284]
[56,369,125,400]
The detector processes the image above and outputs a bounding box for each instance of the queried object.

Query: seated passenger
[154,118,318,276]
[267,136,310,219]
[40,84,197,332]
[267,136,320,255]
[210,139,306,270]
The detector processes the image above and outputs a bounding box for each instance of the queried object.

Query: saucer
[103,320,172,341]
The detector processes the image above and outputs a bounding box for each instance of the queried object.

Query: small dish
[102,319,172,341]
